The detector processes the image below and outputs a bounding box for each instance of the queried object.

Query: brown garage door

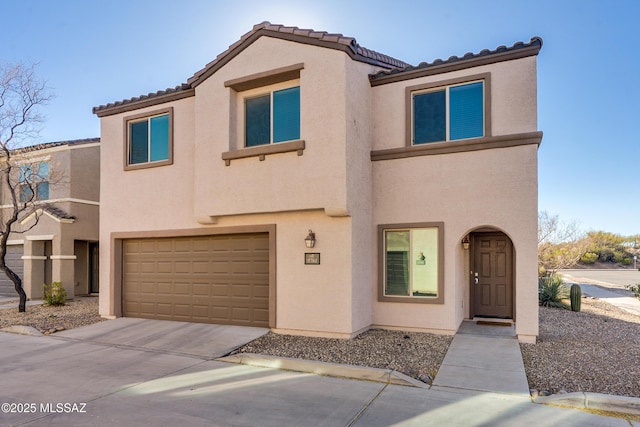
[123,233,269,327]
[0,245,24,296]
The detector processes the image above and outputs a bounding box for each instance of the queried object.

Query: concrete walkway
[432,321,530,396]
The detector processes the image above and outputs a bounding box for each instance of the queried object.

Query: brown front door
[472,232,513,319]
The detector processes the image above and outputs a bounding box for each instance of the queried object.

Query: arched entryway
[469,230,514,319]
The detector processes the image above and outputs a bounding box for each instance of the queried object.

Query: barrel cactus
[570,284,582,312]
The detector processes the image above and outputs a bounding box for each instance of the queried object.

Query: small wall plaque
[305,253,320,265]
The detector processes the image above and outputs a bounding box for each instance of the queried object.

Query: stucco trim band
[371,131,543,162]
[222,140,305,165]
[49,255,77,260]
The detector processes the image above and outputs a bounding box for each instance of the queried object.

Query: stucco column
[51,237,76,299]
[51,258,76,299]
[22,239,47,300]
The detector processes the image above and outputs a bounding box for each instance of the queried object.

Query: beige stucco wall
[371,56,538,150]
[193,37,354,218]
[0,144,100,300]
[371,145,539,339]
[97,35,540,341]
[370,55,540,342]
[98,38,385,337]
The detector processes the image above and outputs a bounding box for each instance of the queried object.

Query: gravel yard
[0,297,104,334]
[521,297,640,398]
[235,329,453,384]
[1,295,639,397]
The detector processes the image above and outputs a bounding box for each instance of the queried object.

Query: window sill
[222,140,305,165]
[378,295,444,304]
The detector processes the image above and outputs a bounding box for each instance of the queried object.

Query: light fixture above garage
[305,230,316,248]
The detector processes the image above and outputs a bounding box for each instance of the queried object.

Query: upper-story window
[19,162,49,202]
[412,80,484,144]
[245,86,300,147]
[124,107,173,170]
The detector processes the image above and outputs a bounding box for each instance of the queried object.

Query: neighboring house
[0,138,100,300]
[93,22,542,343]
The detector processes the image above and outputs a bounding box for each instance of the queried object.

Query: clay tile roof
[369,37,543,85]
[93,22,409,116]
[43,206,76,222]
[92,85,192,116]
[11,137,100,155]
[186,21,408,87]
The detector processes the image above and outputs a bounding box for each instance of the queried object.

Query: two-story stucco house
[0,138,100,300]
[94,23,542,343]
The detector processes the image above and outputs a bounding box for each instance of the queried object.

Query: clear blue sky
[2,0,638,236]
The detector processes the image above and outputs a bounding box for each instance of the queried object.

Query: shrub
[626,283,640,299]
[621,257,633,266]
[579,252,598,264]
[43,282,67,306]
[538,274,569,308]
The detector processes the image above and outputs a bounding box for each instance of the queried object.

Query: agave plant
[538,274,569,308]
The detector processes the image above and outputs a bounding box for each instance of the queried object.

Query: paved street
[560,269,640,291]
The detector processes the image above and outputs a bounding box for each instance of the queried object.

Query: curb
[218,353,429,388]
[534,392,640,416]
[0,325,43,336]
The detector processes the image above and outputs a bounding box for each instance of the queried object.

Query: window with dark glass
[245,86,300,147]
[128,113,170,165]
[19,162,49,202]
[413,81,483,144]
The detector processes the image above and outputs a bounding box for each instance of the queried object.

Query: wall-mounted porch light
[305,230,316,248]
[461,236,470,250]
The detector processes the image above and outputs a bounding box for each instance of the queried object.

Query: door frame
[468,230,515,320]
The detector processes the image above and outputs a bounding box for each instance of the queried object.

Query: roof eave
[370,39,542,87]
[93,88,195,118]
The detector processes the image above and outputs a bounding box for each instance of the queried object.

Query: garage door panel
[123,233,270,327]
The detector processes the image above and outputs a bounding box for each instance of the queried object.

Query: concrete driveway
[0,319,632,426]
[55,318,269,359]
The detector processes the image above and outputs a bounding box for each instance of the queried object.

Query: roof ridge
[93,21,410,115]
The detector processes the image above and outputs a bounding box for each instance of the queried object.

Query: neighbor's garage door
[0,245,23,296]
[123,233,269,327]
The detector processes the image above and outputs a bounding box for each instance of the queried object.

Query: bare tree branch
[0,63,53,312]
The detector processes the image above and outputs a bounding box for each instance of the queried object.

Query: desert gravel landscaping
[521,297,640,398]
[0,297,104,334]
[1,294,639,398]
